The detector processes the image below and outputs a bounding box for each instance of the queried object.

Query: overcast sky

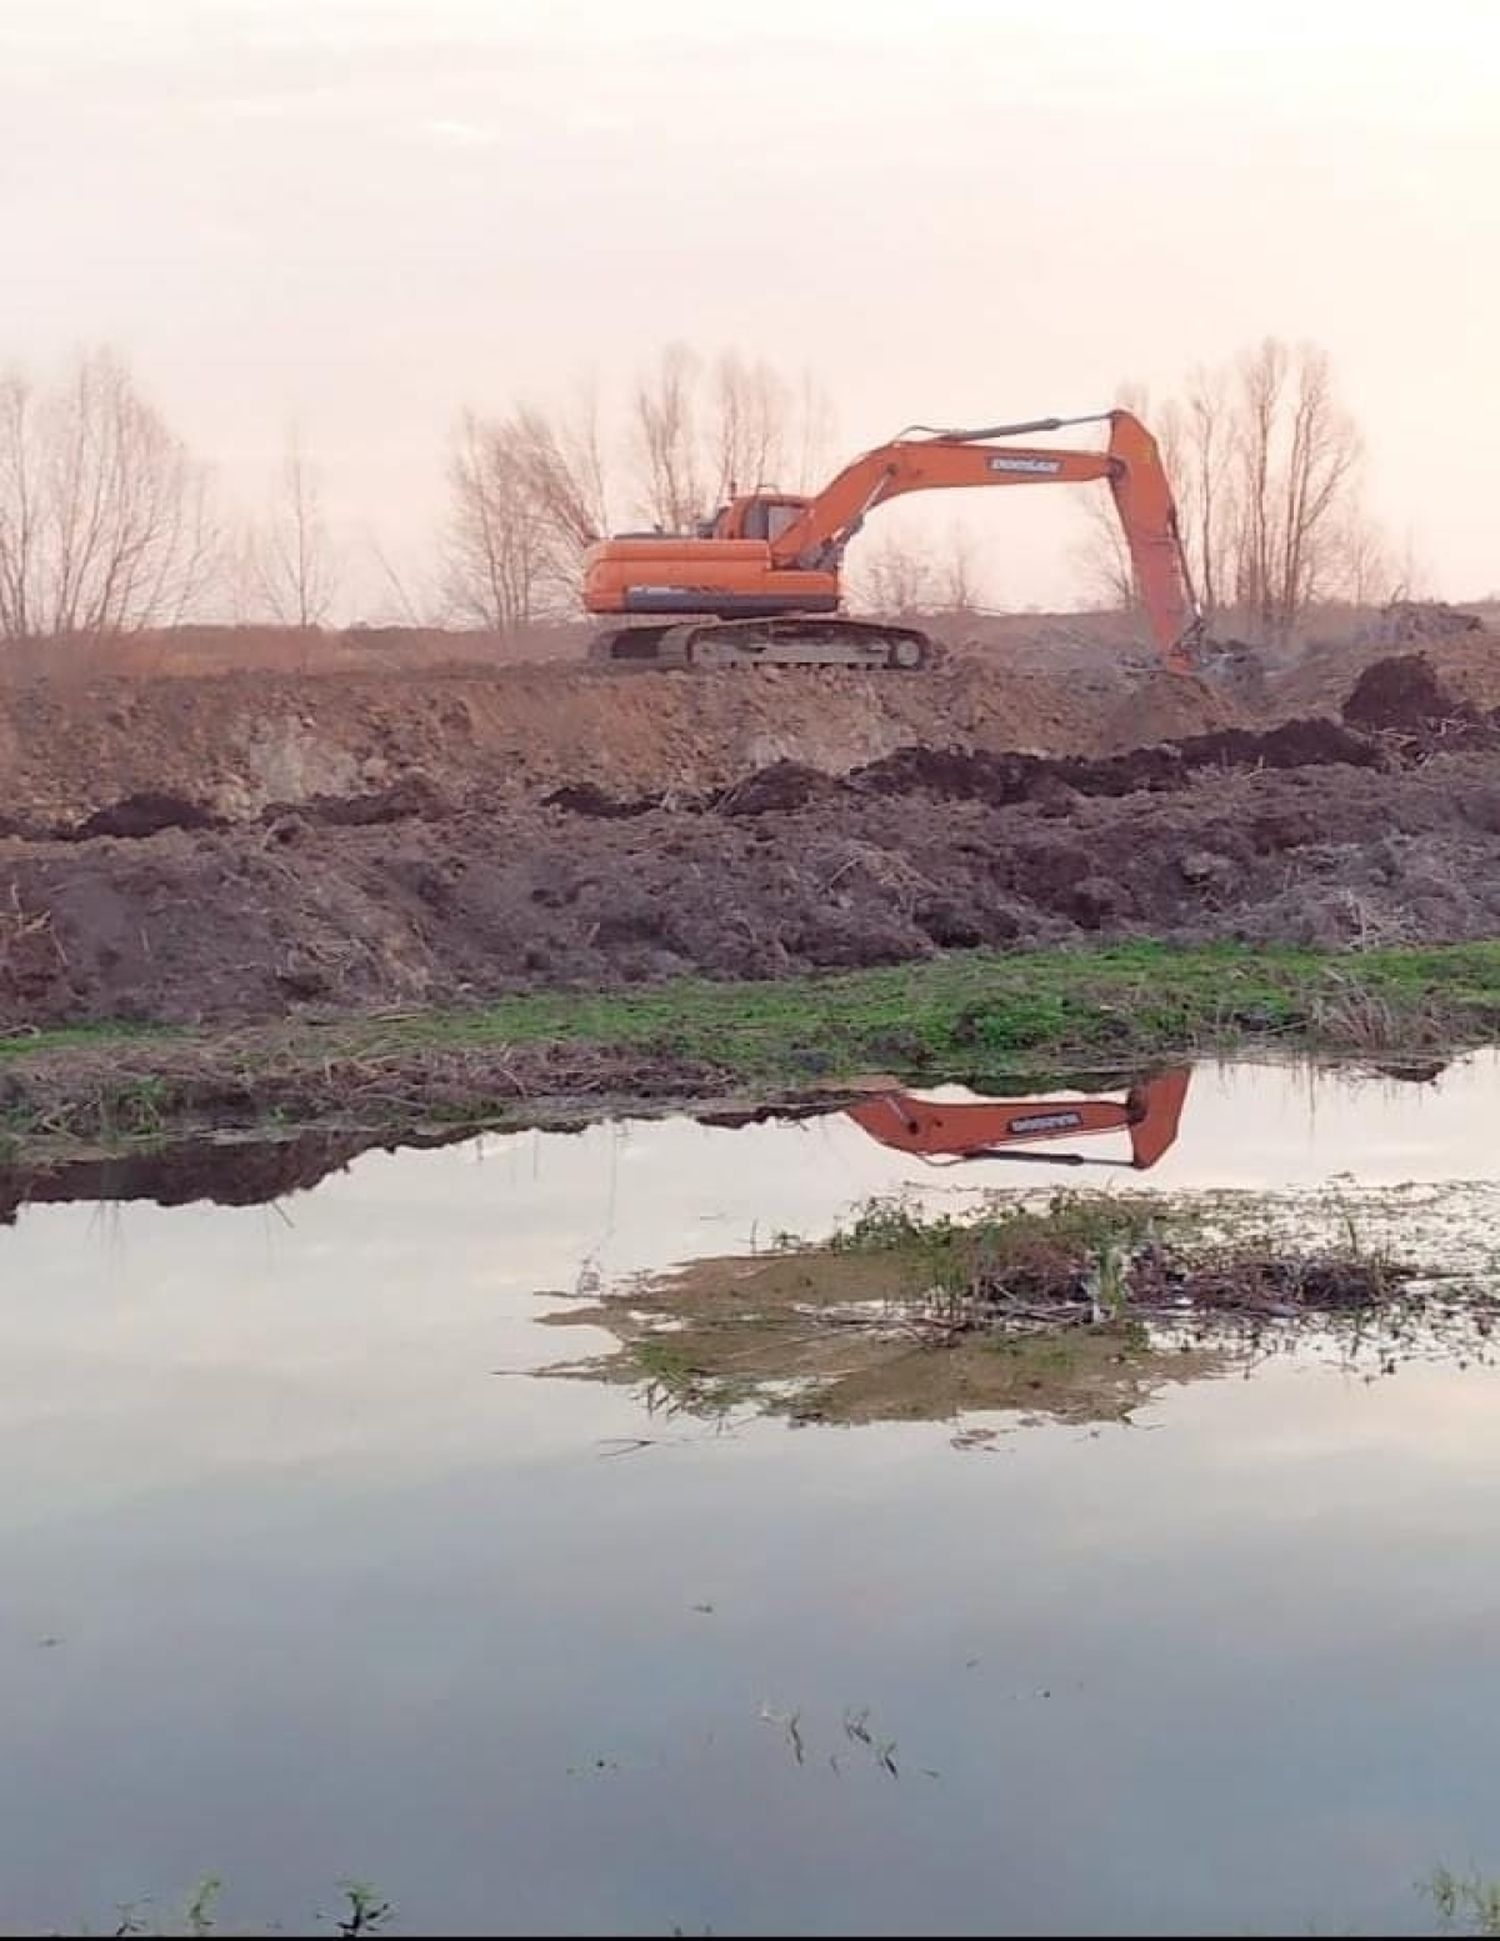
[3,0,1496,614]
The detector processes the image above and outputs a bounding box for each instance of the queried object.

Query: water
[4,1055,1500,1934]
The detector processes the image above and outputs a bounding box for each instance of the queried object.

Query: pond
[3,1054,1499,1934]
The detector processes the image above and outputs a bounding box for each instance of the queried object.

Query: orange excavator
[584,409,1201,673]
[845,1067,1191,1172]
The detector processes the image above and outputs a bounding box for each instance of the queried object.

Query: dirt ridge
[12,669,1488,845]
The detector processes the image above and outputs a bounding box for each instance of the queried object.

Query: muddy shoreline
[0,961,1487,1188]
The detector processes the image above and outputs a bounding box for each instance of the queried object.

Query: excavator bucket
[1123,1067,1190,1169]
[1182,634,1270,703]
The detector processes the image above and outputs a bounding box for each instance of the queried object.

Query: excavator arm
[845,1067,1191,1172]
[770,410,1201,670]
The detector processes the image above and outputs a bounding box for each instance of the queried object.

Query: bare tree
[0,373,37,639]
[0,348,217,639]
[935,522,981,614]
[792,366,837,494]
[1101,371,1239,621]
[632,343,708,531]
[443,386,618,628]
[247,428,338,626]
[443,411,559,630]
[1179,364,1237,617]
[707,351,790,504]
[855,524,983,616]
[444,347,837,625]
[360,524,431,626]
[509,386,612,554]
[1327,506,1395,608]
[850,534,936,615]
[630,344,837,529]
[1074,381,1158,611]
[1232,338,1364,638]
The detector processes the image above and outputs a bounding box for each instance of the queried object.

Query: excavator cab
[691,497,811,542]
[728,496,813,544]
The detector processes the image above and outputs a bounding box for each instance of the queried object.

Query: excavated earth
[2,632,1499,1029]
[0,654,1233,826]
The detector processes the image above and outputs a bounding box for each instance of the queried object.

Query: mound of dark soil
[8,747,1500,1027]
[847,718,1383,810]
[1341,655,1471,733]
[542,782,659,820]
[264,774,455,828]
[715,762,837,816]
[69,792,224,841]
[534,714,1392,828]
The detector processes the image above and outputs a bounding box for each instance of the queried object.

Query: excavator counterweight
[584,409,1201,674]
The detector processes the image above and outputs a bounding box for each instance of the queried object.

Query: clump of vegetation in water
[828,1187,1419,1338]
[547,1185,1499,1431]
[1423,1866,1500,1935]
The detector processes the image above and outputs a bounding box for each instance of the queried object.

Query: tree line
[0,350,337,636]
[0,337,1403,646]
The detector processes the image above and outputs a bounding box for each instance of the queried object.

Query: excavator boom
[584,408,1201,672]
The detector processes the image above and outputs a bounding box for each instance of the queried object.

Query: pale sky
[3,0,1497,614]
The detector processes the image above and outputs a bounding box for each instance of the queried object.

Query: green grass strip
[7,939,1500,1083]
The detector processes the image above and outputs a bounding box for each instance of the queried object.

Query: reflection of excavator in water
[584,410,1202,673]
[845,1068,1192,1172]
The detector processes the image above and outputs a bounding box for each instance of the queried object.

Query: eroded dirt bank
[0,657,1237,827]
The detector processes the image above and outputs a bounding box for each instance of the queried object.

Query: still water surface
[3,1056,1500,1933]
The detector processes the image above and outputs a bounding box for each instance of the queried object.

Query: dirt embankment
[2,607,1495,833]
[2,652,1499,1028]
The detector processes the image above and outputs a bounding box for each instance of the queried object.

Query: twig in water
[759,1704,806,1765]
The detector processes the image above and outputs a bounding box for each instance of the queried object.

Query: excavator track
[589,615,933,671]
